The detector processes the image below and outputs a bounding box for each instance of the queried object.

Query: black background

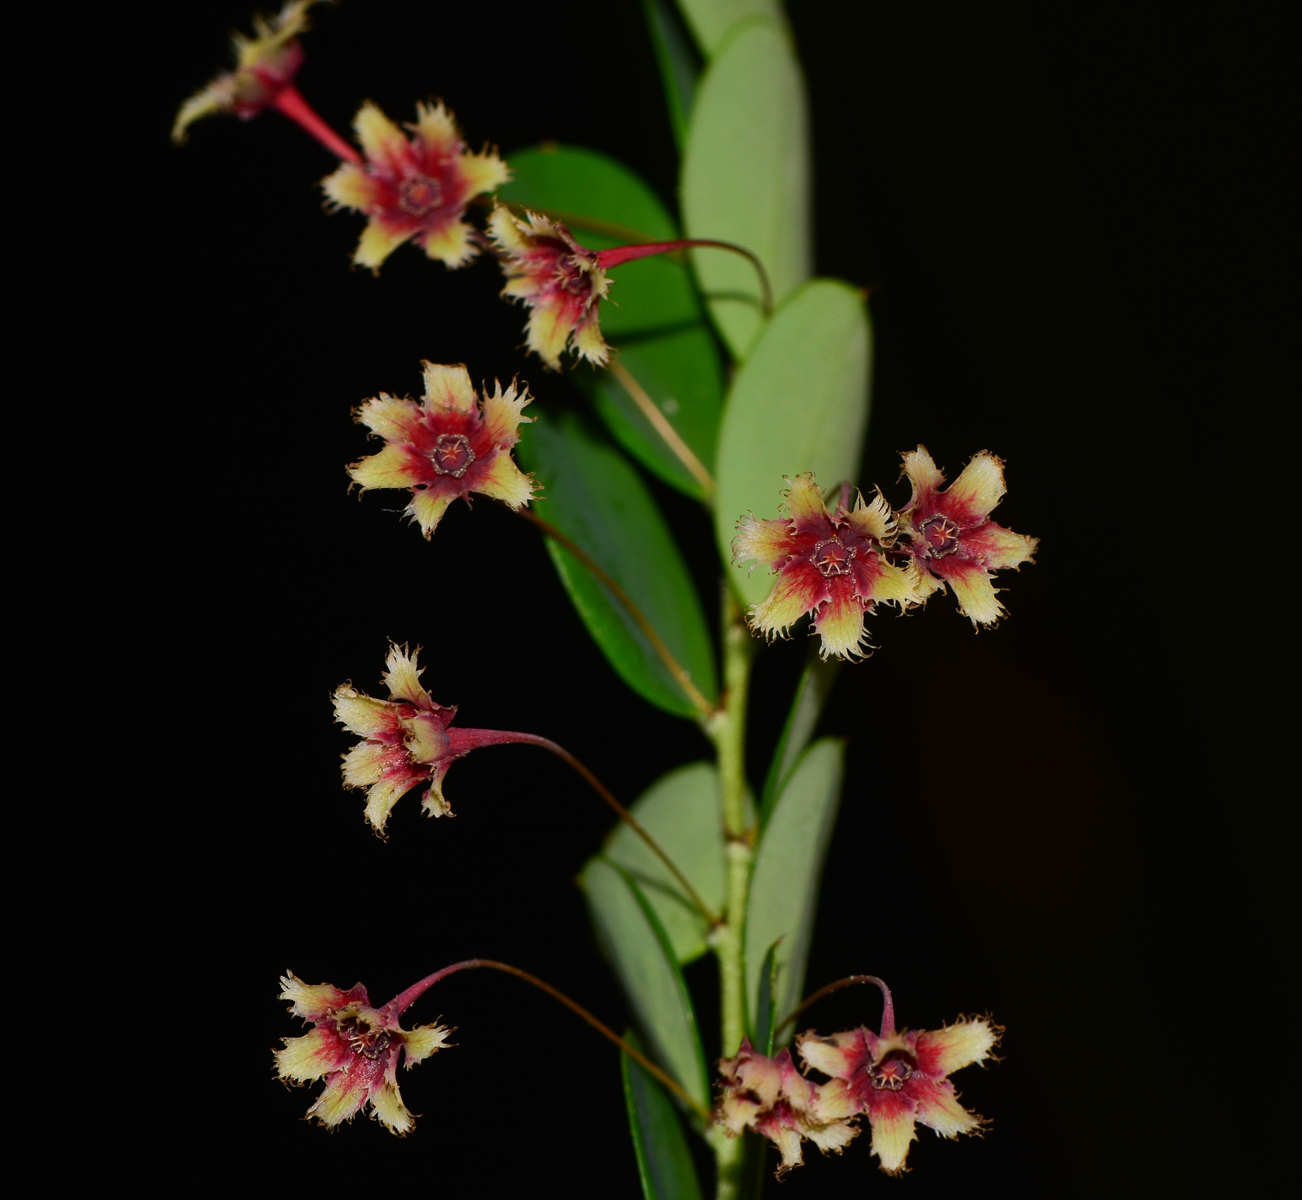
[132,1,1284,1193]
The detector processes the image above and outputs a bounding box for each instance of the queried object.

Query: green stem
[708,594,755,1200]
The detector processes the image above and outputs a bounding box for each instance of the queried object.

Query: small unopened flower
[716,1039,858,1177]
[173,1,319,142]
[488,206,612,369]
[798,1016,999,1175]
[895,446,1037,626]
[733,473,918,660]
[348,361,536,539]
[322,102,509,271]
[274,970,451,1134]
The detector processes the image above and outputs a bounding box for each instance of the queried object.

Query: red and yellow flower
[322,102,510,271]
[716,1040,858,1177]
[895,446,1037,626]
[797,1016,999,1175]
[173,1,319,142]
[488,205,612,369]
[274,970,452,1135]
[348,361,537,539]
[733,473,918,660]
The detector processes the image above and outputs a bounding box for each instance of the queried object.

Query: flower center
[812,537,855,577]
[868,1052,915,1092]
[399,174,444,217]
[339,1015,394,1061]
[560,255,593,295]
[918,515,961,558]
[430,433,475,478]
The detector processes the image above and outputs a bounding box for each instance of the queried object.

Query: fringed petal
[364,775,420,833]
[843,489,895,543]
[332,687,398,738]
[943,451,1007,522]
[421,760,455,818]
[341,740,395,787]
[421,363,477,414]
[487,204,533,254]
[356,393,424,443]
[367,1080,415,1135]
[525,302,574,370]
[348,443,424,490]
[479,380,532,446]
[278,972,364,1021]
[911,1078,982,1138]
[354,218,414,271]
[382,643,428,706]
[407,491,455,538]
[474,453,536,510]
[459,149,511,198]
[901,445,945,507]
[305,1071,368,1127]
[916,1017,1000,1076]
[964,521,1038,570]
[869,1097,918,1174]
[733,515,796,569]
[937,560,1004,626]
[798,1029,870,1080]
[572,311,611,366]
[353,101,407,166]
[320,161,377,212]
[749,565,826,638]
[402,1024,453,1065]
[275,1028,346,1081]
[418,218,478,268]
[784,473,830,530]
[813,586,868,660]
[410,100,459,154]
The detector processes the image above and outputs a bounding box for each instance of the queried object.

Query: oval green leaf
[714,279,872,605]
[518,411,717,718]
[622,1029,706,1200]
[582,857,711,1109]
[600,761,723,964]
[681,18,811,358]
[744,738,844,1045]
[675,0,786,57]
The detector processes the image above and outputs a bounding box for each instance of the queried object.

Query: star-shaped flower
[488,205,612,369]
[274,970,452,1135]
[733,473,919,660]
[716,1039,858,1177]
[321,101,509,271]
[173,1,319,143]
[895,446,1037,626]
[348,361,537,539]
[797,1015,1000,1175]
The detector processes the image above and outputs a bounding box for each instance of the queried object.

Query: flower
[488,205,612,369]
[274,970,452,1135]
[348,361,537,538]
[895,446,1037,626]
[173,1,319,143]
[332,643,466,832]
[733,473,919,660]
[321,101,509,271]
[797,1015,1000,1175]
[716,1040,858,1177]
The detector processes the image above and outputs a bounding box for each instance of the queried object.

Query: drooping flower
[334,643,550,833]
[488,205,612,369]
[716,1040,859,1177]
[348,361,536,539]
[274,970,452,1135]
[797,1014,1000,1175]
[895,446,1037,626]
[173,1,319,142]
[733,473,919,660]
[322,102,509,271]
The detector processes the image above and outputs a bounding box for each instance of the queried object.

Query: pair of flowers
[734,451,1038,659]
[718,1014,999,1176]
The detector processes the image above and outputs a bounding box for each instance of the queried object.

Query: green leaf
[675,0,787,57]
[580,325,723,500]
[752,939,781,1055]
[713,280,872,605]
[744,738,844,1045]
[622,1029,706,1200]
[641,0,700,151]
[499,145,699,338]
[681,17,811,358]
[582,858,711,1109]
[759,653,841,827]
[518,411,717,718]
[600,762,723,963]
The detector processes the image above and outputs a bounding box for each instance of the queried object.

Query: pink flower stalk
[716,1040,858,1178]
[274,970,452,1135]
[348,362,537,539]
[322,102,510,271]
[733,473,919,660]
[796,979,1000,1175]
[334,643,558,834]
[895,446,1038,626]
[173,1,355,160]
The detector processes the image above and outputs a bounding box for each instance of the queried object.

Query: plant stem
[707,595,756,1200]
[607,358,716,497]
[270,85,361,162]
[387,959,710,1120]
